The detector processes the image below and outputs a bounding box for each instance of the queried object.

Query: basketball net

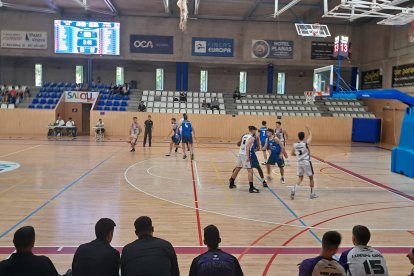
[409,21,414,43]
[304,91,316,104]
[177,0,188,32]
[312,23,321,37]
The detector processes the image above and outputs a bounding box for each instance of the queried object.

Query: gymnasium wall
[0,109,54,135]
[89,111,353,142]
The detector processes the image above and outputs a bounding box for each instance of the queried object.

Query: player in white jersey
[290,125,317,199]
[339,225,389,276]
[275,121,290,165]
[228,126,260,193]
[129,117,142,152]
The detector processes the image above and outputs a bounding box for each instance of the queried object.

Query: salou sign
[1,30,47,49]
[65,91,99,103]
[192,37,234,57]
[130,35,173,54]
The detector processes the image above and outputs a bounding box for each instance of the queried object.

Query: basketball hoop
[409,21,414,43]
[177,0,188,32]
[312,23,322,37]
[304,91,322,104]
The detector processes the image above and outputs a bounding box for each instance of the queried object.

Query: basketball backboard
[295,23,331,38]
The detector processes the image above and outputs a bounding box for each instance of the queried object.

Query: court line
[146,166,185,181]
[262,205,414,275]
[190,160,203,247]
[312,155,414,202]
[0,149,119,240]
[0,145,41,158]
[124,160,414,231]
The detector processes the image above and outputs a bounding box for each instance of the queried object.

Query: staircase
[16,87,40,108]
[126,90,143,112]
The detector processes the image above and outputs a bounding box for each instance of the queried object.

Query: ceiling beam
[244,0,263,19]
[103,0,118,15]
[162,0,169,13]
[273,0,302,17]
[0,2,57,13]
[40,0,60,12]
[194,0,201,15]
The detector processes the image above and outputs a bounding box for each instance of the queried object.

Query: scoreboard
[333,35,349,58]
[54,20,120,55]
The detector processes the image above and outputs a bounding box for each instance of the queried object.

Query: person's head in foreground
[298,131,305,141]
[408,248,414,266]
[352,225,370,246]
[203,225,221,250]
[134,216,154,238]
[95,218,116,243]
[248,125,257,135]
[13,226,35,253]
[321,231,342,257]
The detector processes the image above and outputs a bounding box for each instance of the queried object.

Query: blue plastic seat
[43,93,49,98]
[54,99,59,104]
[40,99,47,104]
[113,101,120,107]
[115,95,122,101]
[104,106,110,111]
[106,101,113,106]
[100,95,107,100]
[120,107,127,111]
[121,101,128,106]
[32,99,39,105]
[123,95,130,100]
[96,106,103,111]
[108,95,114,100]
[47,99,54,105]
[36,105,43,109]
[44,105,51,109]
[111,107,118,111]
[44,82,50,87]
[98,100,105,106]
[28,104,35,109]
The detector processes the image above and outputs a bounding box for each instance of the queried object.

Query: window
[239,71,247,93]
[276,72,285,95]
[75,65,83,84]
[156,68,164,91]
[200,70,208,92]
[116,67,124,85]
[35,64,42,87]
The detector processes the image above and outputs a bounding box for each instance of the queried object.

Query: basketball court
[0,137,413,275]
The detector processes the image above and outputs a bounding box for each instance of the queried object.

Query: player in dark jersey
[189,225,243,276]
[299,231,346,276]
[264,129,285,184]
[259,121,268,165]
[165,118,181,157]
[407,248,414,276]
[275,121,290,165]
[177,114,196,159]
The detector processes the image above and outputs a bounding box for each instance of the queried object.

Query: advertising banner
[392,63,414,88]
[130,35,173,54]
[311,41,335,60]
[361,69,383,90]
[192,37,234,57]
[1,30,47,49]
[65,91,99,103]
[251,40,293,59]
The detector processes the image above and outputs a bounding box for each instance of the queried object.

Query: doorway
[82,104,92,135]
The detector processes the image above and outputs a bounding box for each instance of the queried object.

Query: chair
[47,99,54,105]
[111,107,118,111]
[96,106,103,111]
[121,101,128,106]
[32,99,39,105]
[104,106,110,111]
[106,101,113,106]
[120,107,127,111]
[36,105,43,109]
[113,101,120,107]
[40,99,47,104]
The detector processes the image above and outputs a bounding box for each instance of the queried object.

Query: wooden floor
[0,137,413,275]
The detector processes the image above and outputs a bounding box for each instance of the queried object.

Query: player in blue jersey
[259,121,268,165]
[299,231,346,276]
[165,118,181,157]
[264,129,285,184]
[177,114,196,160]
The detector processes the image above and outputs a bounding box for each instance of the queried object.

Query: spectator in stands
[189,225,243,276]
[138,101,147,112]
[233,87,241,102]
[0,226,59,276]
[66,117,77,138]
[9,86,17,104]
[407,248,414,276]
[211,97,220,111]
[339,225,389,275]
[96,118,105,135]
[179,91,187,103]
[24,86,31,98]
[72,218,120,276]
[121,216,179,276]
[201,99,209,110]
[298,231,346,275]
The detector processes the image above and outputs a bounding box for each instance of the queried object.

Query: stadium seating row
[237,105,319,111]
[238,111,322,116]
[28,104,56,109]
[143,101,225,110]
[96,106,127,111]
[145,108,226,114]
[100,95,129,101]
[143,91,224,98]
[142,96,225,104]
[97,100,129,107]
[32,98,59,105]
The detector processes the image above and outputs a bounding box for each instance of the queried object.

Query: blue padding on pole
[356,89,414,107]
[267,64,274,94]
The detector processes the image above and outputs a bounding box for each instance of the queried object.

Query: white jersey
[131,122,139,135]
[293,141,311,163]
[339,246,389,276]
[275,128,285,142]
[239,134,252,155]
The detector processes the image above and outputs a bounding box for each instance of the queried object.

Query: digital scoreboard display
[333,35,349,58]
[54,20,120,55]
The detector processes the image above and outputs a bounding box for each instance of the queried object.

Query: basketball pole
[335,56,342,93]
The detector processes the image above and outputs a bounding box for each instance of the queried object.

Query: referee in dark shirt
[189,225,243,276]
[0,226,59,276]
[121,216,179,276]
[143,115,154,147]
[72,218,120,276]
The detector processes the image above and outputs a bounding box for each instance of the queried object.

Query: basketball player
[275,121,290,165]
[264,129,285,184]
[228,126,260,193]
[179,114,189,152]
[290,125,318,199]
[339,225,389,276]
[259,121,268,164]
[165,118,181,157]
[129,117,142,152]
[299,231,346,276]
[177,114,195,159]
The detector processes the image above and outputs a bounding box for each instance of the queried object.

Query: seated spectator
[96,118,105,135]
[189,225,243,276]
[211,97,220,110]
[299,231,346,276]
[65,117,77,138]
[407,248,414,276]
[201,99,210,109]
[339,225,389,276]
[233,87,241,102]
[0,226,59,276]
[72,218,120,276]
[9,86,17,104]
[179,91,187,103]
[24,86,31,98]
[138,101,147,112]
[121,216,179,276]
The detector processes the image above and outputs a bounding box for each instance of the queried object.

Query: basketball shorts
[250,153,260,169]
[172,134,181,145]
[260,140,266,149]
[267,154,285,168]
[182,135,193,144]
[297,161,314,177]
[236,154,252,169]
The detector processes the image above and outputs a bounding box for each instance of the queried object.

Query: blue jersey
[189,249,243,276]
[268,139,282,156]
[259,127,268,142]
[172,123,180,136]
[299,256,346,276]
[181,120,192,137]
[250,137,258,156]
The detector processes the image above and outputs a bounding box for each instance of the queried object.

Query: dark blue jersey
[259,127,268,143]
[189,249,243,276]
[268,139,282,156]
[299,256,345,276]
[181,120,192,137]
